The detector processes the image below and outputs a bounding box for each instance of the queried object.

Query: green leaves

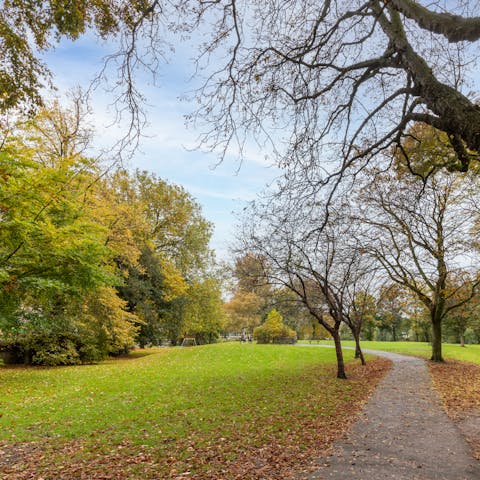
[0,102,222,364]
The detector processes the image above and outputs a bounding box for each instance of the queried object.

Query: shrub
[254,309,297,344]
[30,334,81,366]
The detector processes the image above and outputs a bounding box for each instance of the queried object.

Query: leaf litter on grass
[0,358,390,480]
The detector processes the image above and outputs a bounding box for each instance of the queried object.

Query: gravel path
[301,349,480,480]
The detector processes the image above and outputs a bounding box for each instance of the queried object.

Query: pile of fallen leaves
[0,358,390,480]
[429,360,480,459]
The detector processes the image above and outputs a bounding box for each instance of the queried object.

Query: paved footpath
[301,350,480,480]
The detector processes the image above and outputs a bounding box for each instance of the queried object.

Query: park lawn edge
[298,340,480,364]
[0,348,392,480]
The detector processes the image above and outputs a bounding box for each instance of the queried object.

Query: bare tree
[356,165,480,361]
[192,0,480,176]
[238,194,378,378]
[5,1,480,169]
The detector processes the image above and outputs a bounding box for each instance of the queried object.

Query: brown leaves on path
[429,360,480,459]
[0,358,391,480]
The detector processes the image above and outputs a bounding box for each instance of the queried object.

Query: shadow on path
[299,348,480,480]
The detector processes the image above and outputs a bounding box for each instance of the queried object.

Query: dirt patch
[429,361,480,459]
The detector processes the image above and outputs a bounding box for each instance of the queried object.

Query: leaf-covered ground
[429,361,480,459]
[0,344,390,479]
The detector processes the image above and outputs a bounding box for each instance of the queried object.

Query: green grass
[300,340,480,364]
[0,343,355,444]
[1,343,387,478]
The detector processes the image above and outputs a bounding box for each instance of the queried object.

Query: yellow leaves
[158,257,187,302]
[224,291,263,332]
[79,286,141,353]
[254,309,296,343]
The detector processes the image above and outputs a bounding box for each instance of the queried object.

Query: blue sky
[42,35,281,260]
[41,23,480,262]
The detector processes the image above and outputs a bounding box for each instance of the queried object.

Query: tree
[0,100,223,363]
[107,169,215,346]
[0,105,140,365]
[375,284,409,342]
[253,309,296,344]
[74,286,141,358]
[128,169,213,277]
[443,278,480,346]
[193,1,480,174]
[0,113,115,322]
[348,290,377,364]
[267,287,313,337]
[4,1,480,171]
[224,290,263,335]
[233,253,271,295]
[357,162,480,361]
[118,244,187,347]
[178,277,226,344]
[239,195,377,378]
[0,0,171,131]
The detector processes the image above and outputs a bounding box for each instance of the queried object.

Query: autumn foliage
[0,103,223,365]
[253,310,296,344]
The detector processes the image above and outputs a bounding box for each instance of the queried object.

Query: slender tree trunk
[332,330,347,379]
[460,333,465,348]
[431,318,444,362]
[353,332,366,366]
[392,325,397,342]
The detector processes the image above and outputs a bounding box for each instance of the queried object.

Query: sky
[42,34,281,261]
[40,17,480,263]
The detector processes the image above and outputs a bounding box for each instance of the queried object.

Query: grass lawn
[299,340,480,364]
[0,343,389,479]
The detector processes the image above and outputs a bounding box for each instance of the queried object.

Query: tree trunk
[460,333,465,348]
[392,324,397,342]
[332,330,347,379]
[353,333,366,366]
[431,319,444,362]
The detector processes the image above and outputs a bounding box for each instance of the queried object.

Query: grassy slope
[0,343,389,479]
[300,340,480,364]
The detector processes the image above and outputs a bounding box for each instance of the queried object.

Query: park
[1,1,480,479]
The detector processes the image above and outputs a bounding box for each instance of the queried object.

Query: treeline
[0,103,224,365]
[232,124,480,377]
[225,254,480,347]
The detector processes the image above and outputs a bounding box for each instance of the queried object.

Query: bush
[254,309,297,344]
[0,331,82,366]
[0,311,113,366]
[30,334,81,366]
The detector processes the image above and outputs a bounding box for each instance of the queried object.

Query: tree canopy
[1,1,479,174]
[0,102,224,364]
[192,0,480,174]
